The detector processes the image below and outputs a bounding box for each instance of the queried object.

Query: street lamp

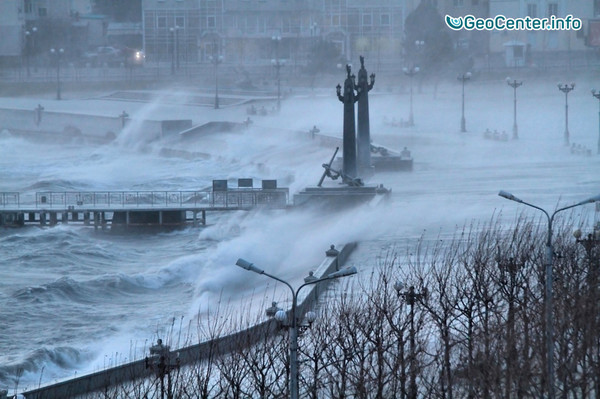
[403,66,419,126]
[506,78,522,140]
[272,36,283,112]
[591,89,600,154]
[458,72,472,132]
[557,83,575,146]
[573,227,600,259]
[145,339,180,399]
[169,26,180,74]
[209,49,223,109]
[235,258,357,399]
[498,190,600,399]
[271,58,285,112]
[24,26,37,78]
[50,47,64,100]
[25,30,31,77]
[394,282,427,399]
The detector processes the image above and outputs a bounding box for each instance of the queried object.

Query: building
[436,0,490,56]
[0,0,98,64]
[488,0,592,67]
[0,1,25,62]
[142,0,408,68]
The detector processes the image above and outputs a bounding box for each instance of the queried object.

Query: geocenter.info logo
[445,14,582,31]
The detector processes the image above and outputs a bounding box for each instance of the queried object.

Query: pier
[0,179,289,230]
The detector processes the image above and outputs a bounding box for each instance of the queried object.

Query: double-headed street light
[272,36,283,112]
[271,58,285,112]
[458,72,472,132]
[498,190,600,399]
[169,26,180,74]
[558,83,575,146]
[235,258,357,399]
[394,282,427,399]
[506,78,523,140]
[591,89,600,154]
[50,47,64,100]
[403,66,419,127]
[24,27,37,78]
[210,50,223,109]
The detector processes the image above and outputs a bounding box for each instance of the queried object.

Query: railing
[35,191,210,209]
[0,192,19,208]
[32,189,289,210]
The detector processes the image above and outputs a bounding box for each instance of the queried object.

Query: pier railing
[0,192,19,208]
[32,189,289,209]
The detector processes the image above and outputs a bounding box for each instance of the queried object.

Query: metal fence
[35,191,210,208]
[33,189,289,209]
[0,192,19,208]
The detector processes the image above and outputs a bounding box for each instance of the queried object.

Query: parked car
[82,46,123,67]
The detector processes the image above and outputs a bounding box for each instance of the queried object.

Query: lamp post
[403,66,419,127]
[272,36,283,112]
[209,48,223,110]
[50,47,64,100]
[591,89,600,154]
[25,30,31,77]
[145,339,180,399]
[498,190,600,399]
[169,26,180,74]
[573,228,600,261]
[394,282,427,399]
[558,83,575,146]
[235,258,357,399]
[271,58,284,112]
[506,78,522,140]
[458,72,472,132]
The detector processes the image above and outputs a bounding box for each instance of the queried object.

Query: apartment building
[142,0,408,66]
[488,0,592,65]
[0,1,25,59]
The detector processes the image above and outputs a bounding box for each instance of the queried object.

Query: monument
[336,64,360,179]
[356,56,375,174]
[332,56,413,173]
[293,63,390,207]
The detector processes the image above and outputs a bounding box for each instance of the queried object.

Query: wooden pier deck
[0,186,289,230]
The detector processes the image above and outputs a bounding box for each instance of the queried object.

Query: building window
[362,13,372,26]
[527,4,537,18]
[207,16,216,28]
[175,16,185,28]
[157,16,167,28]
[24,0,33,13]
[472,0,479,5]
[548,3,558,17]
[595,0,600,16]
[380,13,390,26]
[331,14,340,27]
[38,7,47,16]
[453,0,464,6]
